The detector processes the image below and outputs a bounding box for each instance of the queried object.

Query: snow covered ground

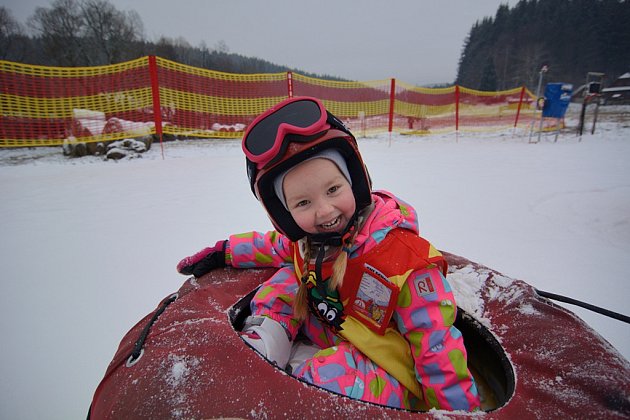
[1,104,629,419]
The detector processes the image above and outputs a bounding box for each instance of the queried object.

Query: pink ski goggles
[242,97,350,169]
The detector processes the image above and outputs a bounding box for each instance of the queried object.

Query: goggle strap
[326,111,352,137]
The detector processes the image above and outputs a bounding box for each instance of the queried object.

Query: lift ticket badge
[349,264,398,335]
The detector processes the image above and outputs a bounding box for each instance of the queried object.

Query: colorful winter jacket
[226,190,480,411]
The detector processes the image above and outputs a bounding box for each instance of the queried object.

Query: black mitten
[176,240,227,277]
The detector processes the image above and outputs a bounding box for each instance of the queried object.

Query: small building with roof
[601,72,630,105]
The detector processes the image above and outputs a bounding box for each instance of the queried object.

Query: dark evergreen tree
[480,56,498,91]
[456,0,630,91]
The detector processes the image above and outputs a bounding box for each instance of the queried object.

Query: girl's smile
[282,158,356,235]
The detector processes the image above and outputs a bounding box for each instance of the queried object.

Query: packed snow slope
[1,105,629,419]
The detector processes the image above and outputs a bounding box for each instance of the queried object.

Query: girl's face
[283,158,356,235]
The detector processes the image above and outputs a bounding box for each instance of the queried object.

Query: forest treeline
[456,0,630,92]
[0,0,345,81]
[1,0,629,90]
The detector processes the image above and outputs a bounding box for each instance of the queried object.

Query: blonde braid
[328,220,360,291]
[294,237,311,321]
[328,248,348,291]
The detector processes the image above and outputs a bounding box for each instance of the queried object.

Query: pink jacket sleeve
[393,266,480,411]
[226,231,294,268]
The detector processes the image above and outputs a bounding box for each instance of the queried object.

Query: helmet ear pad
[254,133,372,242]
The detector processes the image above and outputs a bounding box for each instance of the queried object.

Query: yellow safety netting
[0,56,536,148]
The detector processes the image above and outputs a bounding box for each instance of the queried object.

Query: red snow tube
[89,253,630,419]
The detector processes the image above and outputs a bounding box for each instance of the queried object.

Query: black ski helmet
[243,97,372,241]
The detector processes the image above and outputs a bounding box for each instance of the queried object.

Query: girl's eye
[295,200,308,208]
[328,185,339,194]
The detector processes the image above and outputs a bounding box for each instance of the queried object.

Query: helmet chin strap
[308,210,358,248]
[307,211,359,285]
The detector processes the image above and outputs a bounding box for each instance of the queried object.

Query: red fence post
[455,85,460,132]
[148,55,164,159]
[388,78,396,133]
[514,85,526,128]
[287,71,293,98]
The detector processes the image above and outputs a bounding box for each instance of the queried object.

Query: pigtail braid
[293,237,311,321]
[328,220,360,291]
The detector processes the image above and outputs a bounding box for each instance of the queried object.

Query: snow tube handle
[127,292,179,366]
[536,289,630,324]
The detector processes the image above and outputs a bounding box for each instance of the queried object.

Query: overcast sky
[3,0,520,86]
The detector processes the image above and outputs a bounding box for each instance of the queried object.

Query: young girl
[177,97,480,412]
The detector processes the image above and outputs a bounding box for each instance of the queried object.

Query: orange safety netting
[0,56,537,148]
